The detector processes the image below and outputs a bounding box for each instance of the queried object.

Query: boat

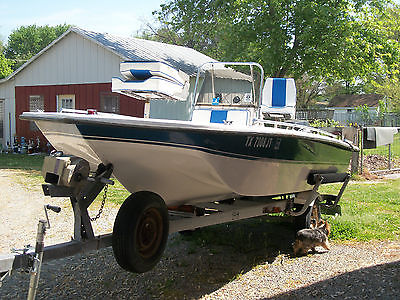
[19,61,357,273]
[20,108,354,205]
[20,62,356,206]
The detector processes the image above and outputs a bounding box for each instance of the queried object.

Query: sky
[0,0,165,43]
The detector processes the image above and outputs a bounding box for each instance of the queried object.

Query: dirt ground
[0,169,116,253]
[0,169,399,299]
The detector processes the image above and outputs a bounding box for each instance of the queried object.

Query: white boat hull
[28,113,354,206]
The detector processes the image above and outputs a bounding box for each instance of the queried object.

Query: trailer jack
[0,159,114,299]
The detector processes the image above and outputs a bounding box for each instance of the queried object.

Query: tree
[295,74,324,108]
[365,4,400,111]
[374,77,400,112]
[0,53,12,79]
[152,0,396,83]
[149,0,225,58]
[4,24,70,70]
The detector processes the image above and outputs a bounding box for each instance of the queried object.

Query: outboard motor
[42,154,90,190]
[261,78,296,120]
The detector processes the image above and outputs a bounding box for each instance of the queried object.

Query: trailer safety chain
[90,184,108,221]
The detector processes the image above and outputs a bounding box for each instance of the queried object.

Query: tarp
[363,127,399,149]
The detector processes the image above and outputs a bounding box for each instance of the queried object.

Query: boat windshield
[194,62,264,107]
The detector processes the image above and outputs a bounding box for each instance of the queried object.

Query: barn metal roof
[0,27,216,84]
[73,27,216,76]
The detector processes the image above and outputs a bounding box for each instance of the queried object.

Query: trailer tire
[293,203,321,231]
[112,192,169,273]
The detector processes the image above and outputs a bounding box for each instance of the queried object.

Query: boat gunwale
[20,112,357,152]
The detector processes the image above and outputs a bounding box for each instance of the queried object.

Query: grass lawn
[1,153,399,243]
[0,153,45,171]
[319,180,400,241]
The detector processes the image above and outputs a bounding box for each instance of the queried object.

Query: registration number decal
[245,136,281,150]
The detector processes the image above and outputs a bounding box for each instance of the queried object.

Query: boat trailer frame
[0,161,350,298]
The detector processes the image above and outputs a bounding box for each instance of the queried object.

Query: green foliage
[151,0,225,58]
[378,99,388,119]
[0,52,12,79]
[364,4,400,110]
[331,5,399,87]
[373,77,400,113]
[152,0,395,83]
[309,119,340,128]
[4,24,70,70]
[355,104,373,124]
[295,74,324,108]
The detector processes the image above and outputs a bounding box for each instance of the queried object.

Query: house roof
[73,27,216,76]
[0,27,216,84]
[328,94,383,108]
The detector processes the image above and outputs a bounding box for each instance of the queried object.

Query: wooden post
[144,100,150,118]
[350,127,359,174]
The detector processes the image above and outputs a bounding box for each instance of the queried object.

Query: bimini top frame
[191,62,265,120]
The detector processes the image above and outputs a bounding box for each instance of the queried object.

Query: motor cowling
[42,155,90,188]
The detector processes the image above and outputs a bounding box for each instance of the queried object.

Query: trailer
[0,153,350,298]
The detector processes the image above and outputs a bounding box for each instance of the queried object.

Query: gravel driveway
[0,169,399,299]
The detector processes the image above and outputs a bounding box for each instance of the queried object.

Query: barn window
[29,95,44,131]
[100,92,120,113]
[57,94,75,112]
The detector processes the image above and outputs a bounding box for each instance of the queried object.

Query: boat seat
[112,61,190,101]
[261,78,296,119]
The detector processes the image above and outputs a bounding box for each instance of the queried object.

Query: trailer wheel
[293,202,321,231]
[112,192,169,273]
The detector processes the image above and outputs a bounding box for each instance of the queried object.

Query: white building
[0,27,214,150]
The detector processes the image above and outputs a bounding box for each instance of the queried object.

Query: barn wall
[0,80,17,148]
[14,32,122,86]
[15,83,144,147]
[0,30,130,149]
